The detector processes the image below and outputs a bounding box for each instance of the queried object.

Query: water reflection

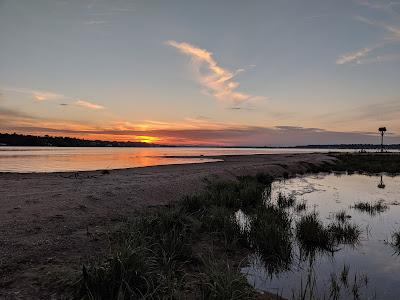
[242,173,400,299]
[0,146,390,173]
[378,175,385,189]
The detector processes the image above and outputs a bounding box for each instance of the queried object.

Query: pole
[381,131,384,153]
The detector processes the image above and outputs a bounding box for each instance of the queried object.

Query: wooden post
[378,127,386,153]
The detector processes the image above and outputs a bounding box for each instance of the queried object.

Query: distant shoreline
[2,144,400,150]
[1,132,400,149]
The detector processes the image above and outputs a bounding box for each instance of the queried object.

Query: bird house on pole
[378,127,386,153]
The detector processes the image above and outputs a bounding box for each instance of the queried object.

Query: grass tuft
[249,205,293,275]
[328,222,361,245]
[335,210,351,223]
[276,192,296,208]
[296,213,334,255]
[197,257,256,300]
[352,201,388,215]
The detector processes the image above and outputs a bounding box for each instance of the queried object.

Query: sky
[1,0,400,146]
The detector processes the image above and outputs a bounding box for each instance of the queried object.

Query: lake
[0,146,355,173]
[243,173,400,299]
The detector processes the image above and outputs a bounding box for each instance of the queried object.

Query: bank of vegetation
[72,171,364,299]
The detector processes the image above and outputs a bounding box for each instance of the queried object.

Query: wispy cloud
[356,0,400,15]
[355,15,400,40]
[32,90,65,101]
[1,87,105,110]
[336,12,400,65]
[336,47,376,64]
[166,40,265,105]
[357,52,400,64]
[2,87,66,101]
[75,99,105,110]
[84,20,108,25]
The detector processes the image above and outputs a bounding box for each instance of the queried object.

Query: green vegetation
[331,153,400,174]
[335,210,351,223]
[295,202,307,213]
[328,222,361,245]
[74,170,365,299]
[386,230,400,255]
[296,213,361,257]
[276,192,296,208]
[294,153,400,175]
[296,213,335,255]
[352,201,388,215]
[198,258,256,300]
[249,205,293,275]
[293,265,369,300]
[76,173,273,299]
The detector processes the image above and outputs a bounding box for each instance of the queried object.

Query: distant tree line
[291,144,400,150]
[0,133,159,147]
[1,132,399,149]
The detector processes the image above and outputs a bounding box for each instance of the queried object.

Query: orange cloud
[166,40,266,104]
[32,90,65,101]
[75,100,105,110]
[2,106,399,146]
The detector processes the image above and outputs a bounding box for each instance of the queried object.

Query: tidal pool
[242,173,400,299]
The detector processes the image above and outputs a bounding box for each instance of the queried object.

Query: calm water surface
[0,146,352,173]
[243,173,400,299]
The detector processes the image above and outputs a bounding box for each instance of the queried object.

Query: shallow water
[243,173,400,299]
[0,146,354,173]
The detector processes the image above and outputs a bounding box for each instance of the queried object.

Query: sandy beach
[0,153,336,299]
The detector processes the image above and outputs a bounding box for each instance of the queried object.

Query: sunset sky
[1,0,400,146]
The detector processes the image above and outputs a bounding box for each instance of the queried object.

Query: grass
[335,210,351,223]
[197,257,255,300]
[201,206,245,249]
[276,192,296,208]
[76,173,275,299]
[352,201,388,215]
[297,153,400,175]
[328,222,361,245]
[293,264,369,300]
[249,205,293,275]
[296,213,334,255]
[295,202,307,213]
[77,207,195,299]
[296,213,361,257]
[387,230,400,255]
[330,153,400,174]
[74,168,369,299]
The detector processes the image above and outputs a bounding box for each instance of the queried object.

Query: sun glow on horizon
[135,135,161,144]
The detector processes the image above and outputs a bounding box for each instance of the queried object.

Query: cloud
[336,47,375,64]
[1,87,66,101]
[317,99,400,126]
[336,14,400,65]
[3,121,399,146]
[356,0,400,15]
[2,110,399,146]
[357,52,400,64]
[355,16,400,41]
[32,90,65,101]
[1,87,106,111]
[166,40,266,105]
[75,100,105,110]
[84,20,108,25]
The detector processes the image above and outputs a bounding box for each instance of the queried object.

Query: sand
[0,153,336,299]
